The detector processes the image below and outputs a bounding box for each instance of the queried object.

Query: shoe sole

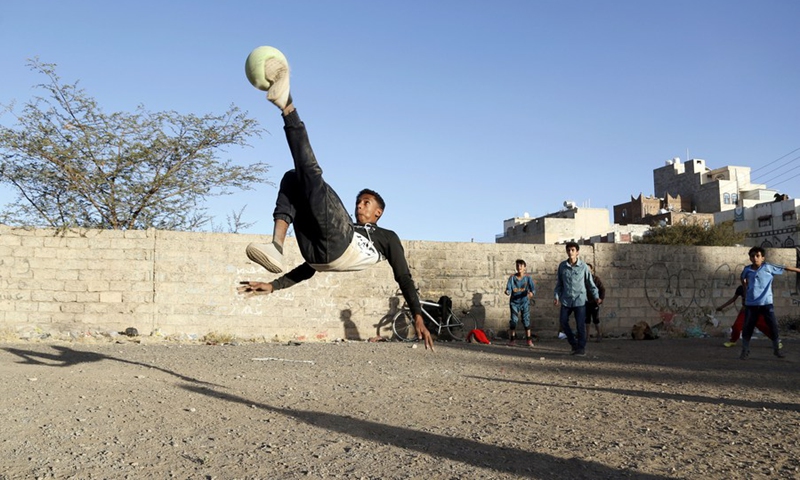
[246,244,284,274]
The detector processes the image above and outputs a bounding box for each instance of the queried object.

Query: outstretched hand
[237,281,274,296]
[414,314,435,351]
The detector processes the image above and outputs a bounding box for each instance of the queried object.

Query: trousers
[273,111,353,264]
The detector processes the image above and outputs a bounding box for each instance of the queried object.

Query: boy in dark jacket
[585,263,605,341]
[237,46,433,350]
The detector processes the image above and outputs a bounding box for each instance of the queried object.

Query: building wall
[653,159,706,202]
[497,208,610,244]
[2,225,799,341]
[731,199,800,248]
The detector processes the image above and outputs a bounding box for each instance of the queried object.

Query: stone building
[652,157,771,213]
[498,157,793,246]
[613,193,689,225]
[496,204,649,244]
[716,195,800,248]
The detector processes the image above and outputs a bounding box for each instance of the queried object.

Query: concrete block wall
[1,225,798,341]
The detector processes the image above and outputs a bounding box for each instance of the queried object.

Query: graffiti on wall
[644,260,798,332]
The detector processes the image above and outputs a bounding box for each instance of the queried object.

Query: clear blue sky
[1,1,798,242]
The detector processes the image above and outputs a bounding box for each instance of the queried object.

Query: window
[758,216,772,227]
[782,211,797,222]
[731,193,738,205]
[761,240,773,248]
[784,237,795,247]
[723,193,731,205]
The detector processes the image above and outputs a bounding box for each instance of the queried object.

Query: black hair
[748,246,765,257]
[357,189,385,210]
[515,259,526,267]
[565,241,580,251]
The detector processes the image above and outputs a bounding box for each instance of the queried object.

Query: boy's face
[355,194,383,225]
[749,251,765,267]
[566,246,579,263]
[516,263,526,275]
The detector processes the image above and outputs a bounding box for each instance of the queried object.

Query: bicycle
[392,297,478,342]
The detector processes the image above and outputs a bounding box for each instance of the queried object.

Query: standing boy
[236,46,433,350]
[739,246,800,360]
[505,259,536,346]
[716,285,778,349]
[585,263,606,341]
[554,242,600,356]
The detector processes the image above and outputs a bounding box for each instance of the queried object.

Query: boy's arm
[377,229,434,351]
[716,294,739,311]
[585,269,601,304]
[237,263,316,296]
[784,265,800,274]
[271,263,317,290]
[553,264,563,305]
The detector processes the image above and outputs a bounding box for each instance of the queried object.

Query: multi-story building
[652,157,771,213]
[614,193,688,225]
[497,157,796,246]
[716,195,799,248]
[496,203,649,244]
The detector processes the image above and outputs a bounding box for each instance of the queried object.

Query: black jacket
[271,224,422,316]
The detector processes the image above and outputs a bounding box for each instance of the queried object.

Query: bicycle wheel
[392,310,418,342]
[445,309,476,341]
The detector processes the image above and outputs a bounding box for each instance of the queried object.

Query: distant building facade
[614,193,689,225]
[716,196,799,248]
[652,157,772,213]
[496,205,649,245]
[498,157,796,247]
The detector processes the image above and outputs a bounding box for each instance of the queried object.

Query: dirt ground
[1,334,798,480]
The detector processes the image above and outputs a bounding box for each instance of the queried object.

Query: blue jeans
[560,305,587,351]
[273,111,353,264]
[509,301,531,329]
[742,304,781,351]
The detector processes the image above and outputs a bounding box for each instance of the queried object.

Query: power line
[758,162,800,187]
[751,146,800,174]
[770,171,800,189]
[751,154,800,184]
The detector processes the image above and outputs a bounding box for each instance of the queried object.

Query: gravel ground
[1,336,798,479]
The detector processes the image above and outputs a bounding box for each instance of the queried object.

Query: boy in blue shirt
[505,259,536,346]
[739,246,800,360]
[554,242,600,356]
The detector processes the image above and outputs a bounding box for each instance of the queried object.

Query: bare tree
[0,59,271,231]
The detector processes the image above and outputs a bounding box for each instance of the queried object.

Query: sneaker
[558,332,567,340]
[526,339,534,347]
[723,341,736,348]
[573,349,586,357]
[245,46,292,110]
[774,349,785,358]
[507,339,515,346]
[779,340,783,350]
[739,349,750,360]
[246,242,284,273]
